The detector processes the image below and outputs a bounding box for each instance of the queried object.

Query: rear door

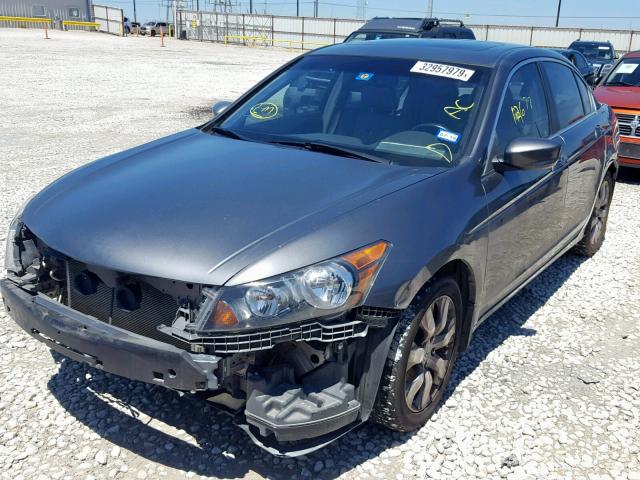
[481,61,567,312]
[540,61,604,239]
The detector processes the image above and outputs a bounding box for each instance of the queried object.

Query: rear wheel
[370,276,462,431]
[573,173,613,257]
[150,29,156,37]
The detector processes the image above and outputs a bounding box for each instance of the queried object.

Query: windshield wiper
[271,140,389,164]
[604,81,638,87]
[209,126,251,141]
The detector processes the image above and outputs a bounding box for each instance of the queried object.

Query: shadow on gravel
[46,253,585,479]
[444,252,586,401]
[47,349,406,479]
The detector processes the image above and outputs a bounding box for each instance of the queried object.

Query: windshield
[571,43,614,61]
[217,55,488,167]
[144,22,154,26]
[603,58,640,86]
[345,32,419,42]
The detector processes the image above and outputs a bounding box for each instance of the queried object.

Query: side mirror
[493,137,561,172]
[212,101,232,118]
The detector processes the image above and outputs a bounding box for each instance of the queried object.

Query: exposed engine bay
[4,225,399,455]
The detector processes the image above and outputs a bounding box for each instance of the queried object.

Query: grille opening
[66,259,187,349]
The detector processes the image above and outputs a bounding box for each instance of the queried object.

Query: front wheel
[370,276,462,432]
[573,173,613,257]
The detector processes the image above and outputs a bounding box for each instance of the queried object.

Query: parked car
[2,39,617,457]
[553,48,596,85]
[344,17,475,42]
[594,50,640,168]
[140,21,169,36]
[568,40,617,81]
[131,21,141,35]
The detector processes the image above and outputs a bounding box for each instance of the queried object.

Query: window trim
[66,6,81,19]
[484,58,553,174]
[31,4,47,17]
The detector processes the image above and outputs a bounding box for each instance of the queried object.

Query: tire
[573,173,613,257]
[150,29,156,37]
[370,276,463,432]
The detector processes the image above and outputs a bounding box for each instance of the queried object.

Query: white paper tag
[410,61,475,82]
[615,63,638,74]
[436,129,461,144]
[598,46,611,50]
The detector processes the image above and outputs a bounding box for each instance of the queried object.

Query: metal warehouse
[0,0,92,22]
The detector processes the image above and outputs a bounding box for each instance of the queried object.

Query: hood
[23,129,437,285]
[594,85,640,110]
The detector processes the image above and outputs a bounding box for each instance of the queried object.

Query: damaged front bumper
[2,273,399,456]
[1,279,220,391]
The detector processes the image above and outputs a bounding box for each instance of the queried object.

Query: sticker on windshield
[250,102,279,120]
[356,72,375,81]
[615,63,638,74]
[444,99,475,120]
[436,129,461,144]
[410,61,475,82]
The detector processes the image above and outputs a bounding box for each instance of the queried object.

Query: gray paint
[19,39,618,342]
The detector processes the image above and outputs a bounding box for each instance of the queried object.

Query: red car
[594,51,640,168]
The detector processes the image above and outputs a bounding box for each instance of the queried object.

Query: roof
[569,40,612,46]
[356,17,467,33]
[358,17,424,32]
[310,39,549,68]
[624,50,640,58]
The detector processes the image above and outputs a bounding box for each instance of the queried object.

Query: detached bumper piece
[1,279,220,391]
[243,358,360,449]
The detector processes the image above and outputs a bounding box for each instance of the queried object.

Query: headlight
[4,196,33,274]
[193,240,390,332]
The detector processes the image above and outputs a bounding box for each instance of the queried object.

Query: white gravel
[1,28,639,480]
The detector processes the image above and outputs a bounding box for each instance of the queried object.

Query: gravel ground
[1,28,639,480]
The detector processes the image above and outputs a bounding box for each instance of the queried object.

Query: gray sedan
[2,39,618,456]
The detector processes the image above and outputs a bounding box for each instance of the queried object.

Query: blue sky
[120,0,640,30]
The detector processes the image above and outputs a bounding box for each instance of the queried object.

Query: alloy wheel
[404,295,457,413]
[589,179,611,244]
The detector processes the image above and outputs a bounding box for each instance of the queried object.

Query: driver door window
[493,63,550,160]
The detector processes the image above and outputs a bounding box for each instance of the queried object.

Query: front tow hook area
[243,359,361,445]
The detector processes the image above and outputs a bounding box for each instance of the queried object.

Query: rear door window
[541,62,585,131]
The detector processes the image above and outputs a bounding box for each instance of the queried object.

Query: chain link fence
[176,12,640,53]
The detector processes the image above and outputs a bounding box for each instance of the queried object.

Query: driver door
[480,62,568,314]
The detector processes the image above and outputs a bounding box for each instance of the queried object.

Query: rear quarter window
[574,73,594,115]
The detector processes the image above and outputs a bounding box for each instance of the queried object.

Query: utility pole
[555,0,562,27]
[296,0,299,16]
[427,0,433,17]
[132,0,136,22]
[173,0,178,39]
[313,0,318,17]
